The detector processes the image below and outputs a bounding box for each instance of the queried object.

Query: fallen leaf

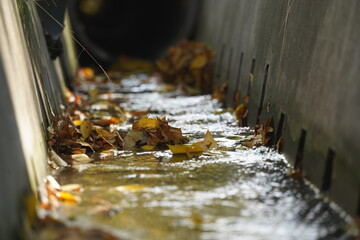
[114,184,148,192]
[235,104,248,126]
[156,40,215,94]
[203,130,217,149]
[168,143,204,157]
[49,149,68,167]
[190,54,207,69]
[99,150,114,158]
[61,184,83,193]
[132,118,159,129]
[72,120,83,126]
[58,191,81,203]
[124,130,145,147]
[80,120,92,139]
[71,148,87,154]
[168,130,217,157]
[71,154,93,163]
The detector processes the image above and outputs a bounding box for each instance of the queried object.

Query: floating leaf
[168,130,216,157]
[114,184,148,192]
[203,130,217,149]
[168,142,203,157]
[71,154,93,163]
[58,191,81,203]
[61,184,83,193]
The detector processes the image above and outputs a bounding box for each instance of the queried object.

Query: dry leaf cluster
[38,176,82,211]
[48,89,190,164]
[156,40,215,94]
[241,117,274,148]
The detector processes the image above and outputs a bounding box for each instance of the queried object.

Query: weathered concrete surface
[0,0,65,238]
[195,0,360,215]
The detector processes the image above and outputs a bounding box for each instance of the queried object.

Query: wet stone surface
[53,76,354,240]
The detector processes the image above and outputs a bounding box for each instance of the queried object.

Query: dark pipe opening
[68,0,200,67]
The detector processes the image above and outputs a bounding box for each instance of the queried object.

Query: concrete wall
[0,0,64,238]
[195,0,360,215]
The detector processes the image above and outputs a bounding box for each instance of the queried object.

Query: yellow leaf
[58,191,81,203]
[142,145,155,151]
[167,130,216,156]
[189,142,207,152]
[80,120,92,139]
[167,144,189,154]
[167,143,204,156]
[190,54,207,69]
[73,120,83,126]
[235,104,248,123]
[133,118,159,129]
[114,184,148,192]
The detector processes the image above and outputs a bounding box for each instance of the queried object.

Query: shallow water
[53,76,354,240]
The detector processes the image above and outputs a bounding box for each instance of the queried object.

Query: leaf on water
[58,191,81,204]
[61,184,83,193]
[168,130,217,157]
[134,117,188,146]
[168,143,204,157]
[203,130,217,149]
[71,153,93,163]
[80,119,92,139]
[114,184,148,192]
[46,175,61,191]
[99,149,115,160]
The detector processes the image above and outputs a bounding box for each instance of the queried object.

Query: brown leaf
[235,104,248,125]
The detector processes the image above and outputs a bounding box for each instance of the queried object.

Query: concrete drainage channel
[0,0,359,239]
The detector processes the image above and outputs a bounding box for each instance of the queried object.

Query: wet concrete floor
[51,75,355,240]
